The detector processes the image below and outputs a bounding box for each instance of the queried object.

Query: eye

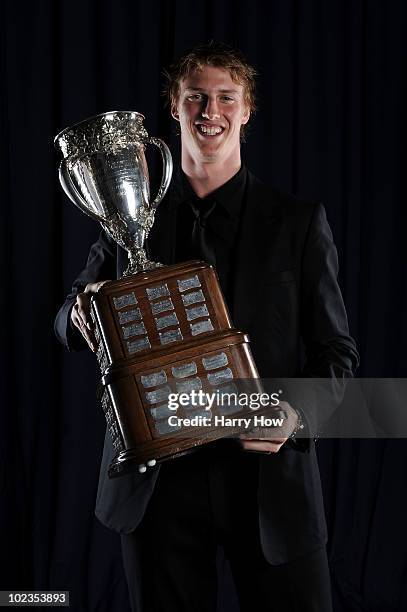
[186,93,204,101]
[220,96,234,103]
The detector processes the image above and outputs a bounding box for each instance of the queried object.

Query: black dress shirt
[172,164,248,309]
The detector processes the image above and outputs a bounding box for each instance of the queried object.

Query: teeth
[198,125,223,135]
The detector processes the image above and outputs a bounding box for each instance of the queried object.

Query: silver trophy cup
[54,111,173,275]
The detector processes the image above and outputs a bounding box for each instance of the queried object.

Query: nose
[202,96,220,120]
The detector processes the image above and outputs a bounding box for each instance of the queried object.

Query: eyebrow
[184,87,240,94]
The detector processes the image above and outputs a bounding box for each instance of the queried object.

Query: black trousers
[121,442,333,612]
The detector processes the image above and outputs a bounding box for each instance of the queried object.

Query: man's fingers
[75,295,93,329]
[84,280,111,294]
[240,439,287,454]
[70,280,111,351]
[71,306,97,351]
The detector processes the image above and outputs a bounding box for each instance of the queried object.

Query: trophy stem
[124,247,163,276]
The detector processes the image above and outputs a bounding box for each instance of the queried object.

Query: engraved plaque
[113,293,137,310]
[127,337,151,354]
[155,312,179,330]
[207,367,234,386]
[141,370,167,388]
[182,289,205,306]
[202,352,228,371]
[154,420,181,435]
[175,377,203,394]
[171,362,198,378]
[190,319,214,336]
[118,307,142,324]
[184,401,209,411]
[159,328,183,345]
[122,321,147,339]
[146,284,170,301]
[185,304,209,321]
[215,382,238,397]
[145,385,172,405]
[151,298,174,315]
[185,409,212,419]
[177,275,201,292]
[150,403,174,420]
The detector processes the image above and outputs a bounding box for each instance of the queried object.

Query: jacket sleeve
[291,203,359,442]
[301,203,359,377]
[54,230,117,351]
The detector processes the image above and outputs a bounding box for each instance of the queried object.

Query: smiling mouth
[195,124,225,136]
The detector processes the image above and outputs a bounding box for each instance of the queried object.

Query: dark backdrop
[1,1,407,610]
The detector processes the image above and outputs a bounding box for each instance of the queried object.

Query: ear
[241,107,250,125]
[171,103,180,122]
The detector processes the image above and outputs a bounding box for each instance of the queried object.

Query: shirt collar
[171,164,247,219]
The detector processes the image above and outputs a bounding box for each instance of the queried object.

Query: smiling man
[55,42,358,611]
[172,64,249,180]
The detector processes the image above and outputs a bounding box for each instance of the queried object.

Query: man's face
[171,65,250,164]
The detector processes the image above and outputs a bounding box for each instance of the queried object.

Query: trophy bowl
[55,111,172,275]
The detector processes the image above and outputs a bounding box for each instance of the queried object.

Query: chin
[197,145,223,160]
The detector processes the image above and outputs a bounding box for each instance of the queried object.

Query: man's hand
[239,401,299,454]
[71,281,111,352]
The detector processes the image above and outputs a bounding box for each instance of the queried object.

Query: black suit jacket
[55,169,359,564]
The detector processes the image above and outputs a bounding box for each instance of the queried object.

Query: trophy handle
[58,160,105,223]
[147,137,173,210]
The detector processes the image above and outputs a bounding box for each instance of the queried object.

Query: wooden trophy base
[91,261,269,477]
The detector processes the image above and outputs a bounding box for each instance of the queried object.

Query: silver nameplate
[150,403,174,420]
[215,382,238,396]
[154,420,181,436]
[184,409,212,420]
[159,328,183,345]
[145,385,171,404]
[122,321,147,339]
[141,370,167,388]
[171,362,198,378]
[185,304,209,321]
[118,307,142,324]
[146,284,170,301]
[155,312,179,330]
[182,289,205,306]
[127,337,151,354]
[113,292,137,310]
[202,352,229,371]
[175,377,202,394]
[177,275,201,292]
[151,298,174,315]
[190,319,214,336]
[207,368,234,386]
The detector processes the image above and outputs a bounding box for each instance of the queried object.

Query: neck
[181,153,242,199]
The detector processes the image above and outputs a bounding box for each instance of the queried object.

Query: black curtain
[1,0,406,610]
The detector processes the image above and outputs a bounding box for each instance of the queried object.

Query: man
[55,42,359,611]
